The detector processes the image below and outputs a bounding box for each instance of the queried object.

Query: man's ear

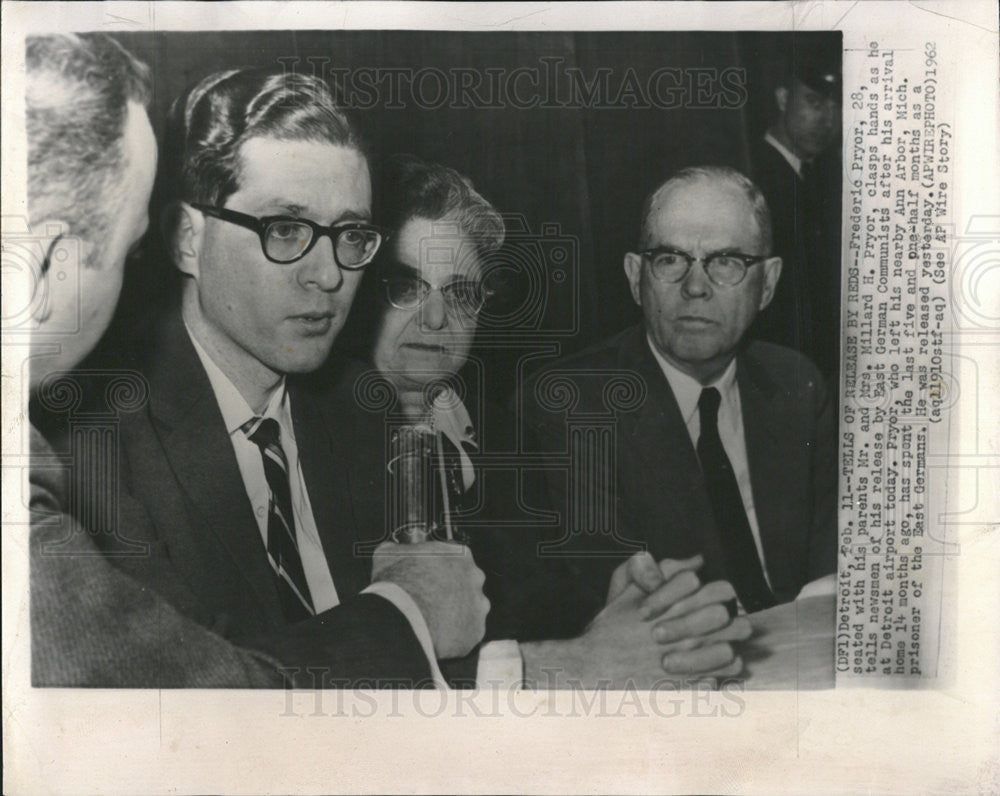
[775,86,788,115]
[164,201,204,278]
[623,252,643,306]
[758,256,783,310]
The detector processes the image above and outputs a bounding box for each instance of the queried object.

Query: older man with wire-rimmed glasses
[521,165,837,637]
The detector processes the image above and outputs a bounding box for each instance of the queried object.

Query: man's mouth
[291,312,335,334]
[675,315,717,327]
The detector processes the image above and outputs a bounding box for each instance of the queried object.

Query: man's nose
[419,288,449,330]
[298,239,344,291]
[680,259,713,299]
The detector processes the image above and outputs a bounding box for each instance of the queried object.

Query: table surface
[742,595,835,689]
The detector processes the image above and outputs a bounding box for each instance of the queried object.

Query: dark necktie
[243,416,314,622]
[696,388,776,613]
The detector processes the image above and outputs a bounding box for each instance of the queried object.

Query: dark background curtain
[101,30,837,399]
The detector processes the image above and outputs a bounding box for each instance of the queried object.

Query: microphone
[387,420,467,544]
[387,424,436,543]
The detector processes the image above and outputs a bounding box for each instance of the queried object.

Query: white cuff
[796,573,836,600]
[475,640,523,689]
[362,582,448,689]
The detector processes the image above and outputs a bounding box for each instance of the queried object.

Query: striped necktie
[243,416,314,621]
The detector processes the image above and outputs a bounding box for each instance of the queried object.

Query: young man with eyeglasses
[520,165,837,632]
[80,68,493,687]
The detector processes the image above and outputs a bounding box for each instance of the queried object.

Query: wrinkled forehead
[393,216,484,280]
[645,178,762,252]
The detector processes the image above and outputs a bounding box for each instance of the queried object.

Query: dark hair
[638,165,773,254]
[165,68,364,207]
[377,154,505,259]
[26,33,151,266]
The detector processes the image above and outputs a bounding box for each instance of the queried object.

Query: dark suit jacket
[520,325,837,628]
[750,138,842,380]
[30,425,283,688]
[79,312,433,688]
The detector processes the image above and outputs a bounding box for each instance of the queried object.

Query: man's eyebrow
[647,242,689,253]
[335,209,372,223]
[260,201,306,216]
[650,244,757,257]
[260,202,372,223]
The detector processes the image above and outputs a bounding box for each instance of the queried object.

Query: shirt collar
[430,387,478,492]
[185,323,289,437]
[430,387,477,450]
[764,130,804,179]
[646,334,738,426]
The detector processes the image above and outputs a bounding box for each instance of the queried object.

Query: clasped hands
[374,540,753,690]
[598,551,752,686]
[519,552,752,690]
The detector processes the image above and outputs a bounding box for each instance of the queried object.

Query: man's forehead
[647,179,754,236]
[231,136,370,212]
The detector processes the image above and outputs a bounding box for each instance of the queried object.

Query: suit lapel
[624,334,700,494]
[618,330,730,579]
[736,349,793,593]
[291,381,370,599]
[146,313,283,624]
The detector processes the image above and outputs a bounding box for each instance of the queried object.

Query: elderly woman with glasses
[371,155,503,422]
[351,155,504,547]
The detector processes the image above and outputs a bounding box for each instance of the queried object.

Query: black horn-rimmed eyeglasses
[192,203,384,268]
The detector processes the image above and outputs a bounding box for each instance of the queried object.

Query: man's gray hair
[638,165,773,255]
[26,34,151,268]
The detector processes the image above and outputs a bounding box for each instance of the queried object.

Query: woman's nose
[419,288,449,330]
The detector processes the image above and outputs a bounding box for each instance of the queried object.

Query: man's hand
[521,578,740,689]
[371,541,489,659]
[603,552,753,683]
[654,579,752,683]
[606,551,704,605]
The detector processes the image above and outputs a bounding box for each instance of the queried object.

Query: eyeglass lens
[649,252,749,286]
[386,276,486,315]
[264,221,380,266]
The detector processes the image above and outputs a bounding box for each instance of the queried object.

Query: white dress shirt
[647,338,773,588]
[186,326,446,686]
